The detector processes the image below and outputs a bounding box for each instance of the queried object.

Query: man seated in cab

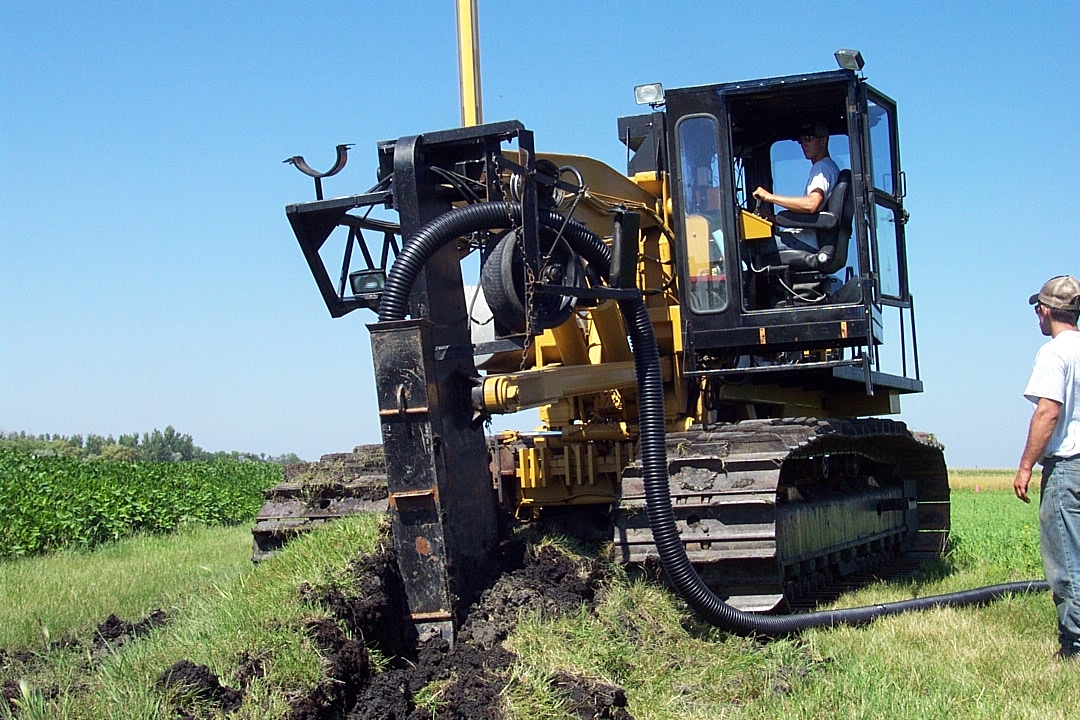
[752,122,840,255]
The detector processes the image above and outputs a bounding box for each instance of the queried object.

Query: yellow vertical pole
[455,0,483,127]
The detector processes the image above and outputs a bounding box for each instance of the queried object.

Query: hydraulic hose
[378,201,608,323]
[617,288,1049,636]
[380,200,1050,638]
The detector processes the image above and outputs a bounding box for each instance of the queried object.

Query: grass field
[0,479,1067,719]
[0,524,254,649]
[949,468,1016,492]
[506,482,1059,720]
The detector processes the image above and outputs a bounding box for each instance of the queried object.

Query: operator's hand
[752,186,771,203]
[1014,467,1032,503]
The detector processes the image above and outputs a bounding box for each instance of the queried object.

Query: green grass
[1,514,384,719]
[505,487,1061,720]
[0,524,254,649]
[0,485,1066,719]
[948,487,1042,575]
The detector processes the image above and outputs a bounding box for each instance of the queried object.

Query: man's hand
[752,187,772,203]
[1014,467,1033,503]
[1014,397,1061,503]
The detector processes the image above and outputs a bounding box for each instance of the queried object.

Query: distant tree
[98,443,139,462]
[85,433,106,457]
[140,426,195,462]
[1,426,291,464]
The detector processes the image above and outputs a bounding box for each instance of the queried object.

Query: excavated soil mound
[293,542,633,720]
[300,549,408,660]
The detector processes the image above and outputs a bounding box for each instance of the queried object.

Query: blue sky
[2,1,1078,466]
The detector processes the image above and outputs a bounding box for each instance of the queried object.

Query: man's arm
[1014,397,1062,503]
[752,187,825,214]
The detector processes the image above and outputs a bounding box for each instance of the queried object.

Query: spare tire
[480,228,584,334]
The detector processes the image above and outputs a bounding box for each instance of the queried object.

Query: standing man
[752,121,840,253]
[1014,275,1080,658]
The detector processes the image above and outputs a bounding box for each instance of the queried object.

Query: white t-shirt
[785,157,840,251]
[1024,329,1080,459]
[806,157,840,199]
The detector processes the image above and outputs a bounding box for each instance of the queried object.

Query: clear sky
[2,1,1078,466]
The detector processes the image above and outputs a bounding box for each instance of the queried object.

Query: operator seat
[773,168,853,277]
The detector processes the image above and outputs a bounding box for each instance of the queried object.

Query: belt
[1045,453,1080,463]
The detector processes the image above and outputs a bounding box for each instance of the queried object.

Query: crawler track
[614,418,949,612]
[251,445,388,562]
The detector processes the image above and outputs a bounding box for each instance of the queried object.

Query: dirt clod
[456,544,605,651]
[159,660,244,715]
[550,670,634,720]
[96,609,168,646]
[233,651,267,689]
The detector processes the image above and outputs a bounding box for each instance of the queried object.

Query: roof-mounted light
[634,83,665,107]
[834,48,865,72]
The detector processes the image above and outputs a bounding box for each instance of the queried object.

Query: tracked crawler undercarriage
[251,445,387,562]
[615,418,949,612]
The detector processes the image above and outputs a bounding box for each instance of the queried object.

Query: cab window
[677,115,727,313]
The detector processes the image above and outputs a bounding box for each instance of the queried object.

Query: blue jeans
[1039,455,1080,655]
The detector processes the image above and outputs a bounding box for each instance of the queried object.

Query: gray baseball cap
[1029,275,1080,310]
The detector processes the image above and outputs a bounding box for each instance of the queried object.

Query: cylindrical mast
[455,0,483,127]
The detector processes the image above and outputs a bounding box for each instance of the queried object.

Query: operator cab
[621,67,919,414]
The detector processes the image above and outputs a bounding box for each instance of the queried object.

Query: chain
[520,255,535,371]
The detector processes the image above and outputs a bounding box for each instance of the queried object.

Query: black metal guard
[286,191,399,317]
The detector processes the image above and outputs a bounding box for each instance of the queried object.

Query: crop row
[0,447,282,558]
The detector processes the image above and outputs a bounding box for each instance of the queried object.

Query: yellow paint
[455,0,483,127]
[480,362,638,414]
[684,214,713,280]
[740,209,773,240]
[550,315,590,366]
[631,171,664,198]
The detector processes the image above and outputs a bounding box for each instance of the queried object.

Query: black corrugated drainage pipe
[378,201,608,323]
[379,200,1049,638]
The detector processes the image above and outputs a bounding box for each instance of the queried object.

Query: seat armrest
[774,210,838,231]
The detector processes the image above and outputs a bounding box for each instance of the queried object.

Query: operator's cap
[798,122,830,138]
[1029,275,1080,310]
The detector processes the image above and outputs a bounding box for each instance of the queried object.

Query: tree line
[0,426,302,465]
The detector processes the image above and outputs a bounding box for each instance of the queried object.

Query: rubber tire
[480,229,528,333]
[480,229,583,334]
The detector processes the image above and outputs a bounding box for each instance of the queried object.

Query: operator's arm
[752,186,825,214]
[1014,397,1062,503]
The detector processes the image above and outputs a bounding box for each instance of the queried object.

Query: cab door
[860,85,909,304]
